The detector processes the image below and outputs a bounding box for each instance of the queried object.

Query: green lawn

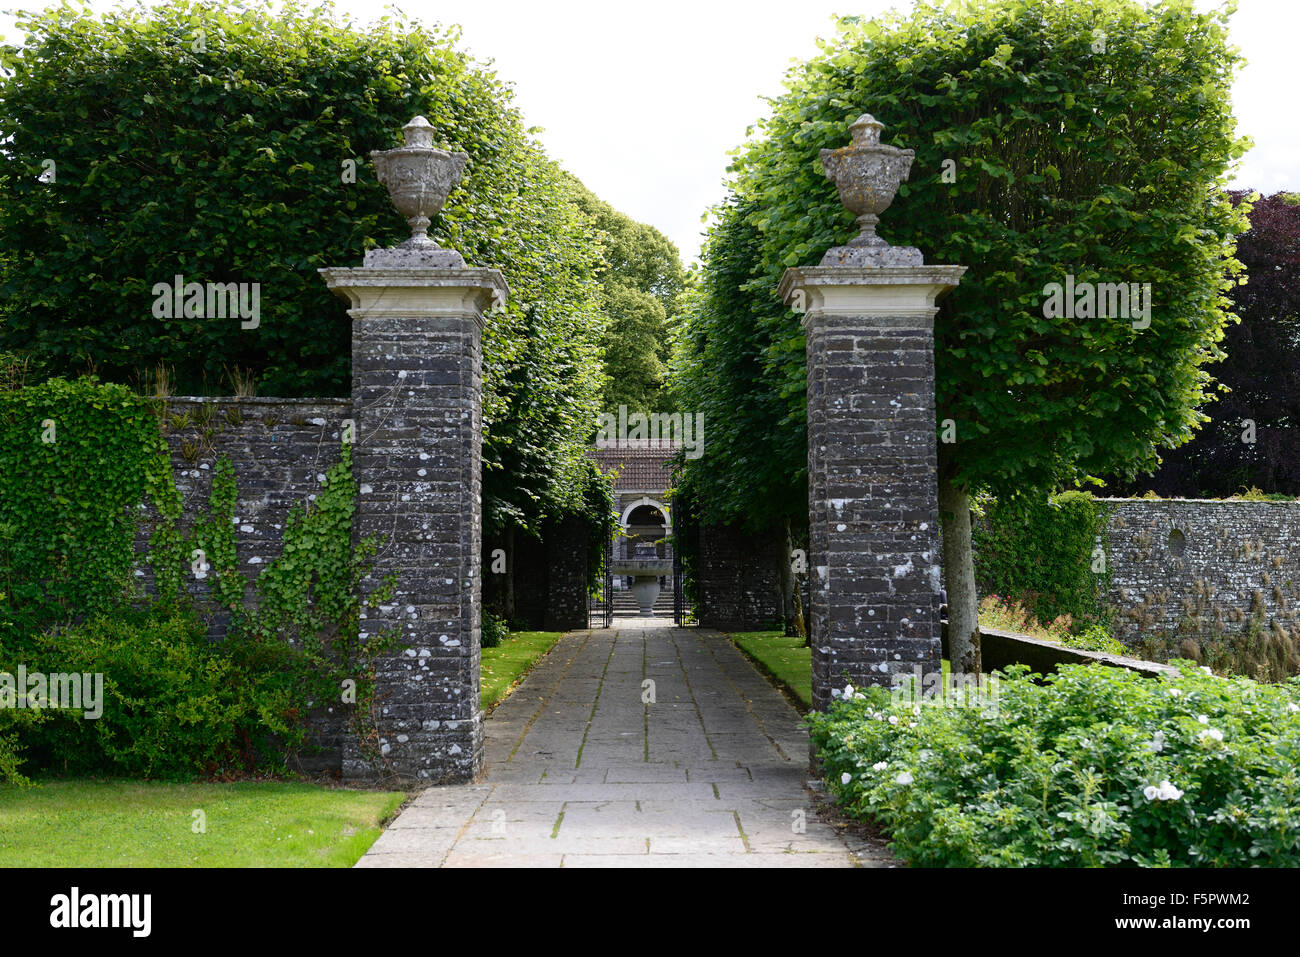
[728,630,952,711]
[728,630,813,710]
[0,630,562,868]
[481,630,564,711]
[0,779,406,867]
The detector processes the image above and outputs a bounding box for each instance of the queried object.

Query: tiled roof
[589,440,678,493]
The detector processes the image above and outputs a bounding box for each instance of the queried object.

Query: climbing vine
[0,373,400,778]
[192,457,243,613]
[0,376,166,648]
[183,445,402,770]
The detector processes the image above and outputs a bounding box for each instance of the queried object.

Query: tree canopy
[1105,191,1300,497]
[566,175,687,414]
[674,0,1248,521]
[670,0,1251,668]
[0,0,619,535]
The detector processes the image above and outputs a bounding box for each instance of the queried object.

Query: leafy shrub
[0,708,43,786]
[22,605,259,778]
[974,491,1111,626]
[16,600,372,780]
[809,664,1300,866]
[1062,623,1129,656]
[481,611,509,650]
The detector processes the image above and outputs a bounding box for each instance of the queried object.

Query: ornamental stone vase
[367,115,469,268]
[630,575,661,616]
[818,114,924,267]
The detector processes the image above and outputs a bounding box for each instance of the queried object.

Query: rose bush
[809,662,1300,866]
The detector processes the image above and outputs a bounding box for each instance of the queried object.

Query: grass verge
[0,779,405,867]
[481,630,564,712]
[726,630,812,711]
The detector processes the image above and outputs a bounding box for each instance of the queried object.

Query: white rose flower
[1143,785,1159,801]
[1146,731,1166,753]
[895,771,914,786]
[1198,728,1224,743]
[843,684,854,697]
[1197,715,1210,724]
[1156,781,1184,801]
[1287,703,1299,713]
[841,772,852,785]
[1169,688,1182,697]
[888,715,899,726]
[872,761,889,771]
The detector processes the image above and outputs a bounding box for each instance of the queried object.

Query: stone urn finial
[818,113,923,267]
[371,115,468,248]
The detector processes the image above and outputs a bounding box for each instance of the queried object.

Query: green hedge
[973,491,1110,626]
[0,0,609,539]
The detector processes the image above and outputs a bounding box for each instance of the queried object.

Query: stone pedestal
[321,265,507,783]
[778,265,963,713]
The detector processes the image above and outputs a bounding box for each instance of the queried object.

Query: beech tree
[0,0,611,537]
[566,176,688,414]
[1106,191,1300,497]
[672,0,1249,671]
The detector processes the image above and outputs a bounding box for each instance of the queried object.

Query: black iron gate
[673,548,696,627]
[589,532,613,628]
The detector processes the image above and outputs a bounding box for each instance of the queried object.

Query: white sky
[2,0,1295,263]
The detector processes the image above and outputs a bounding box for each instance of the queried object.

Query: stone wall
[134,395,354,773]
[1103,499,1300,665]
[696,522,782,631]
[544,515,590,631]
[134,396,353,621]
[490,516,589,632]
[502,531,547,629]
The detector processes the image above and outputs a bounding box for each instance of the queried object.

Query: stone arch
[620,496,671,532]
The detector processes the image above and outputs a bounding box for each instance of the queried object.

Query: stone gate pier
[322,116,506,782]
[779,114,964,713]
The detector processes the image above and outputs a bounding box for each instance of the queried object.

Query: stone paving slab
[357,624,893,868]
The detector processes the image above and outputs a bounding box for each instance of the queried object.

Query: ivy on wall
[0,376,169,648]
[0,374,398,778]
[145,443,401,771]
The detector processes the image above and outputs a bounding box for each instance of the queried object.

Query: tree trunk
[938,449,980,675]
[788,518,808,646]
[504,525,516,623]
[779,518,795,636]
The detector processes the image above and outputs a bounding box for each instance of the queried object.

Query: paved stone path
[358,622,893,867]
